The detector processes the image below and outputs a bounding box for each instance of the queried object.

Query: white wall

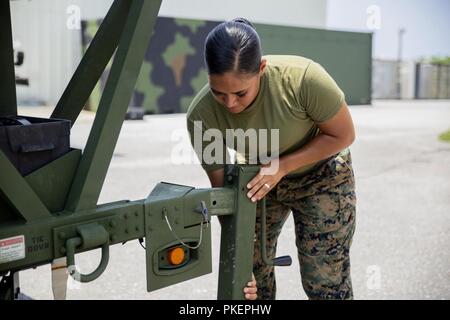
[159,0,327,28]
[11,0,113,106]
[10,0,326,106]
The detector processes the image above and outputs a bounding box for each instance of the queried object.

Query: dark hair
[204,17,262,75]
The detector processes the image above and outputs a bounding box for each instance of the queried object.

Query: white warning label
[0,235,25,264]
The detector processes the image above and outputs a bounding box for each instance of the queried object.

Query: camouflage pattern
[253,149,356,300]
[81,17,372,113]
[81,17,219,113]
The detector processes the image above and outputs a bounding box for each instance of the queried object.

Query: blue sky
[327,0,450,60]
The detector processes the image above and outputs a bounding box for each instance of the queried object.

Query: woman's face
[208,59,266,114]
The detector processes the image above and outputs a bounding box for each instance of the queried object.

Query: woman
[187,18,357,300]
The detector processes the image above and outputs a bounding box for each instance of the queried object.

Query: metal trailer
[0,0,290,300]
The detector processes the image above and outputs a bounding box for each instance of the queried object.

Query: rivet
[110,221,116,228]
[58,232,66,240]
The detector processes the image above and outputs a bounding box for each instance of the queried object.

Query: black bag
[0,116,71,176]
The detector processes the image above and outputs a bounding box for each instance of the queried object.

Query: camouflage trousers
[253,149,356,300]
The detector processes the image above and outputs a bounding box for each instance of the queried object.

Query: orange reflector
[168,247,185,265]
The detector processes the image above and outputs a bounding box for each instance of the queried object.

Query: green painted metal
[144,183,212,292]
[0,1,17,116]
[25,149,81,213]
[65,0,162,212]
[0,149,51,221]
[0,200,145,273]
[66,223,110,282]
[0,197,15,224]
[0,0,264,300]
[217,165,259,300]
[66,237,109,283]
[51,0,132,126]
[143,178,259,298]
[0,172,258,297]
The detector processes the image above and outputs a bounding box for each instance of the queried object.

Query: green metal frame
[0,0,261,300]
[0,150,51,221]
[218,166,259,299]
[0,0,17,116]
[64,0,162,212]
[51,1,132,126]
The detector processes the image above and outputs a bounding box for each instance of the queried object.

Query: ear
[259,58,267,75]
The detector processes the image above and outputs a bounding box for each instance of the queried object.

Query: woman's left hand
[246,160,286,202]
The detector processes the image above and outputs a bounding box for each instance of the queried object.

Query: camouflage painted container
[81,17,372,114]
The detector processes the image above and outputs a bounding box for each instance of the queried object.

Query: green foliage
[438,129,450,143]
[421,56,450,65]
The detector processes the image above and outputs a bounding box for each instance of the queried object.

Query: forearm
[279,132,354,176]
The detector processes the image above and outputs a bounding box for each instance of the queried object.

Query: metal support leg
[0,0,17,116]
[51,258,68,300]
[217,165,259,300]
[0,271,20,300]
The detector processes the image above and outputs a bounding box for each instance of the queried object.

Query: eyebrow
[210,88,247,95]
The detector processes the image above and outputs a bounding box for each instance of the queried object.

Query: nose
[223,95,237,109]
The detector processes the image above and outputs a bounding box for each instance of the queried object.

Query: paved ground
[17,99,450,300]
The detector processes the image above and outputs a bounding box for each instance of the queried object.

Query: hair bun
[231,17,256,30]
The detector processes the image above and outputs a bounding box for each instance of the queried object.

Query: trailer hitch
[65,223,110,283]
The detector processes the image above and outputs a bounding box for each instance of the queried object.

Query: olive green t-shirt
[186,55,345,176]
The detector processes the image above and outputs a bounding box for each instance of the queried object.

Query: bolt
[147,211,152,217]
[124,213,128,219]
[134,211,139,217]
[135,226,139,232]
[60,247,66,254]
[174,206,179,211]
[58,232,66,240]
[125,228,129,234]
[110,221,116,228]
[147,227,152,232]
[110,235,117,242]
[175,218,179,224]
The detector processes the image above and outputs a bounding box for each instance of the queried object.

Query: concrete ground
[17,99,450,300]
